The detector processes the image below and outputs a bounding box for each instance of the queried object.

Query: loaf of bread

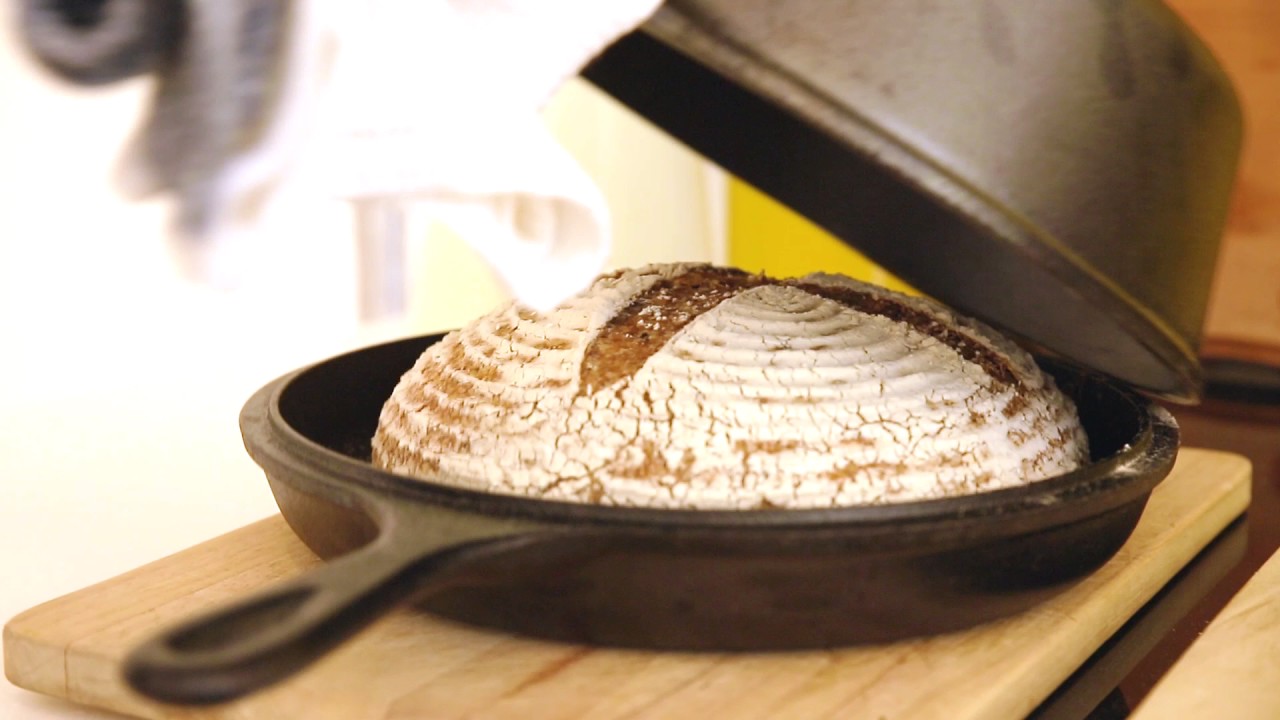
[372,264,1089,509]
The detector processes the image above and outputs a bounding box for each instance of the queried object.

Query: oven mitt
[114,0,326,287]
[315,0,663,311]
[14,0,663,311]
[18,0,326,287]
[17,0,181,85]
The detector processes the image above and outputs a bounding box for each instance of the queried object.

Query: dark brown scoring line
[578,267,766,395]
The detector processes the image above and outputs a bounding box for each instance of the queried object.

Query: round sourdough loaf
[372,263,1089,509]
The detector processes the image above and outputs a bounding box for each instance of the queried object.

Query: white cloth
[320,0,662,311]
[116,0,663,310]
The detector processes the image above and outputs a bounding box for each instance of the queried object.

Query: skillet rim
[243,333,1178,534]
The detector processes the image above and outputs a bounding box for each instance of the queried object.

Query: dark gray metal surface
[583,0,1243,402]
[124,334,1177,704]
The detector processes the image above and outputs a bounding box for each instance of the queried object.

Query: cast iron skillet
[123,333,1178,706]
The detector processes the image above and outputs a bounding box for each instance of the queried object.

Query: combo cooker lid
[582,0,1243,403]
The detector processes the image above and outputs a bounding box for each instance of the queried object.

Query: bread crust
[372,264,1089,509]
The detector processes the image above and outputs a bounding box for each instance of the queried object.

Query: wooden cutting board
[4,449,1251,720]
[1131,543,1280,719]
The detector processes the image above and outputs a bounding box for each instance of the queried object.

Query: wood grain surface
[1131,543,1280,720]
[3,449,1251,720]
[1168,0,1280,365]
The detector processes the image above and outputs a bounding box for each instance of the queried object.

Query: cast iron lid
[582,0,1243,403]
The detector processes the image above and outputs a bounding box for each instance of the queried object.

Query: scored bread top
[372,263,1089,509]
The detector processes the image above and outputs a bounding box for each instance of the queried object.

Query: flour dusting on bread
[372,263,1089,509]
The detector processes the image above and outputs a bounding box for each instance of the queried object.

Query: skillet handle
[123,524,546,706]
